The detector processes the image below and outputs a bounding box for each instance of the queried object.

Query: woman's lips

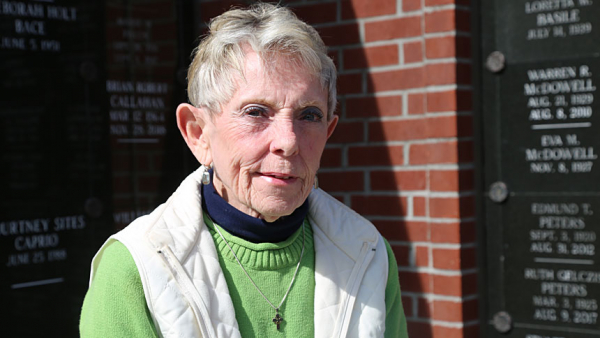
[258,172,299,185]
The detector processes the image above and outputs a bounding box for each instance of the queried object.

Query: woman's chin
[253,199,302,222]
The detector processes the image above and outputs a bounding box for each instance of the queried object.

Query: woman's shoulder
[81,241,159,337]
[93,240,141,284]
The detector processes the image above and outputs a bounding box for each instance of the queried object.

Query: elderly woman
[80,3,408,337]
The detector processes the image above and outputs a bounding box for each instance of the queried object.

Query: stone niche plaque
[0,0,192,336]
[0,1,110,336]
[479,1,600,337]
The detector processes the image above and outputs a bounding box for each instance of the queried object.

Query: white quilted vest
[90,167,389,337]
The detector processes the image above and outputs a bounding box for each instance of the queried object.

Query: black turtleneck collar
[201,171,309,243]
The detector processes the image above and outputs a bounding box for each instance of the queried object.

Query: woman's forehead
[230,50,327,106]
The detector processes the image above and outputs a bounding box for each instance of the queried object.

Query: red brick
[368,67,425,92]
[432,275,461,296]
[431,222,461,243]
[338,73,363,95]
[351,195,408,216]
[321,147,342,168]
[318,171,364,192]
[430,195,475,218]
[455,9,471,31]
[369,115,470,142]
[365,16,422,42]
[432,247,475,270]
[371,170,427,191]
[409,140,474,165]
[427,299,479,322]
[373,220,429,242]
[433,325,480,338]
[330,193,346,204]
[346,95,403,118]
[292,2,337,24]
[426,62,471,86]
[418,297,433,318]
[426,0,470,5]
[425,35,471,59]
[425,9,470,33]
[416,246,429,267]
[344,45,399,70]
[408,93,425,115]
[427,90,473,112]
[403,0,422,12]
[341,0,396,19]
[328,50,340,69]
[462,299,479,322]
[425,10,454,33]
[391,244,411,266]
[431,221,476,244]
[329,121,363,143]
[399,271,432,293]
[402,296,414,317]
[414,196,427,217]
[369,118,427,142]
[348,145,404,166]
[407,321,433,338]
[430,169,474,191]
[433,273,477,296]
[427,115,473,138]
[404,41,424,64]
[318,23,361,46]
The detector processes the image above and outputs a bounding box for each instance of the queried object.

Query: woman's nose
[270,119,299,157]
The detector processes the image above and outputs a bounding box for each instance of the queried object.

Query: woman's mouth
[258,172,298,184]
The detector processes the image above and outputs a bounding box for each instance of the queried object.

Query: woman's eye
[301,107,324,122]
[243,106,267,117]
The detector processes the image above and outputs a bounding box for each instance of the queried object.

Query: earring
[201,164,211,185]
[313,175,319,190]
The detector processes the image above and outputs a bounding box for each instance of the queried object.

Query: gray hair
[187,2,337,118]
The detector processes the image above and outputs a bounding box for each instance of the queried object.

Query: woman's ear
[176,103,212,165]
[326,114,339,139]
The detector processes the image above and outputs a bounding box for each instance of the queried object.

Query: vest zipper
[335,241,377,337]
[159,246,215,338]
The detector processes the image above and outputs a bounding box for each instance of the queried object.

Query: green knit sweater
[80,217,408,337]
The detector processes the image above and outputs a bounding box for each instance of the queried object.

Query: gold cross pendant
[272,310,283,330]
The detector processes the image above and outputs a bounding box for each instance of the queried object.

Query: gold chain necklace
[213,222,306,330]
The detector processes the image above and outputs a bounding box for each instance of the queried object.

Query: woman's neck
[201,178,308,243]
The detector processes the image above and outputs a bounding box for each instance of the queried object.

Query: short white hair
[187,2,337,118]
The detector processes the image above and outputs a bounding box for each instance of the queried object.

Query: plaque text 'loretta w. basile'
[479,1,600,337]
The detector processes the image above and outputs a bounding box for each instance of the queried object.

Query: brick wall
[197,0,478,336]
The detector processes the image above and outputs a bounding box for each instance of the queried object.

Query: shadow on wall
[305,1,476,337]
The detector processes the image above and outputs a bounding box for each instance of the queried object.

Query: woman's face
[203,51,338,222]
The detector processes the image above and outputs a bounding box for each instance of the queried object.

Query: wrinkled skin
[177,50,338,222]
